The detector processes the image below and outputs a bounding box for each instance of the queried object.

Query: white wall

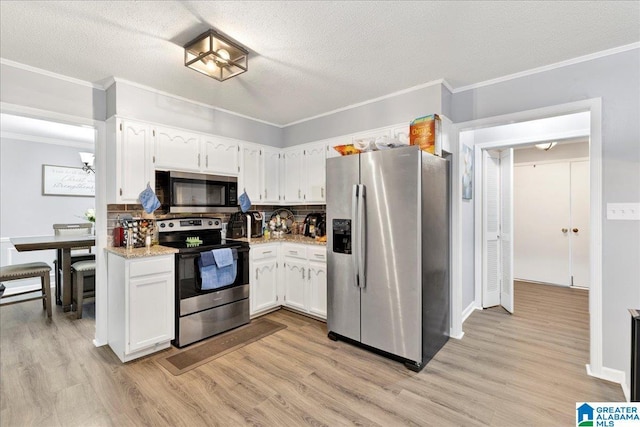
[0,137,95,289]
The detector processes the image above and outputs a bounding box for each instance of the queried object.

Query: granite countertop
[229,235,327,246]
[105,245,179,259]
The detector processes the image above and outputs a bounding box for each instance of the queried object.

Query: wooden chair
[52,223,95,304]
[0,262,52,318]
[71,260,95,319]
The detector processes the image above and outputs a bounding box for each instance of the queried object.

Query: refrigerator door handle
[352,184,360,288]
[358,184,366,289]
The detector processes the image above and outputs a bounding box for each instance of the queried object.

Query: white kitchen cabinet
[250,244,280,316]
[106,118,154,204]
[107,253,175,362]
[305,142,327,203]
[307,247,327,318]
[283,258,307,312]
[262,147,281,203]
[240,143,262,204]
[283,148,304,203]
[154,126,201,172]
[202,135,240,176]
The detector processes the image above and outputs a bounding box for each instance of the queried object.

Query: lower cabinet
[250,244,280,315]
[107,253,175,362]
[249,242,327,320]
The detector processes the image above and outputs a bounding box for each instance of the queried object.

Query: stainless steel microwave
[155,170,238,213]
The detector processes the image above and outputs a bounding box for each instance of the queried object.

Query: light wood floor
[1,281,624,426]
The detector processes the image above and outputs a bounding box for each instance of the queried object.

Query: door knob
[572,228,579,233]
[562,228,568,233]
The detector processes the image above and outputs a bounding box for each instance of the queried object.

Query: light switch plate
[607,203,640,220]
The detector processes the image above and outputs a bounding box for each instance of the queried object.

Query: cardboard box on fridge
[409,114,441,156]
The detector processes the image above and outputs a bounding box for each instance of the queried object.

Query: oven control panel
[157,218,222,233]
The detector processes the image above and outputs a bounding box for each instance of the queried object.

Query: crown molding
[0,131,94,149]
[284,79,452,127]
[0,58,104,90]
[452,42,640,94]
[110,77,283,128]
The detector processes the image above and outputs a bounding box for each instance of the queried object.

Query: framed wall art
[42,165,95,197]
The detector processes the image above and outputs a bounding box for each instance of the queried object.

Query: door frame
[0,101,108,347]
[454,98,604,380]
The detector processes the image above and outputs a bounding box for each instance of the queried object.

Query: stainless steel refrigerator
[327,145,450,371]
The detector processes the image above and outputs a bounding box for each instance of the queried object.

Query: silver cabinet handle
[314,254,324,258]
[308,267,311,281]
[256,268,259,281]
[321,187,324,198]
[265,188,268,199]
[298,189,301,198]
[263,250,272,254]
[206,155,208,168]
[198,153,200,167]
[302,268,305,280]
[562,228,568,233]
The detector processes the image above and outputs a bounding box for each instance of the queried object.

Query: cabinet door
[128,272,174,353]
[240,144,262,203]
[307,261,327,319]
[154,126,201,172]
[252,258,279,314]
[262,147,281,203]
[304,143,326,202]
[119,120,153,203]
[283,149,304,203]
[283,258,306,311]
[202,136,239,176]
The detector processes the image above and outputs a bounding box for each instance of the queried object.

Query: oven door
[176,244,250,315]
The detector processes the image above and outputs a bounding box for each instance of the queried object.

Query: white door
[262,147,281,203]
[154,127,201,172]
[500,149,514,313]
[240,145,262,203]
[283,259,306,311]
[252,259,278,314]
[202,136,239,176]
[305,144,326,202]
[570,161,590,287]
[128,273,174,353]
[283,149,303,203]
[307,261,327,318]
[514,163,571,286]
[482,150,501,307]
[119,120,153,203]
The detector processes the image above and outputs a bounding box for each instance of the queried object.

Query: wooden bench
[0,262,52,318]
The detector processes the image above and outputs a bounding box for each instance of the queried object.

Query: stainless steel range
[157,217,250,348]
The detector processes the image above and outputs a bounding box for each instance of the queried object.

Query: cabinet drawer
[251,245,278,261]
[282,244,307,259]
[129,256,173,278]
[307,247,327,262]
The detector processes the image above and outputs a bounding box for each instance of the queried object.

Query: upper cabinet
[239,143,262,204]
[106,118,154,204]
[154,126,201,172]
[202,136,240,176]
[262,147,282,204]
[282,142,326,204]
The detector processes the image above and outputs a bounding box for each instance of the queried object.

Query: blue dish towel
[239,191,251,213]
[198,248,238,290]
[139,183,161,214]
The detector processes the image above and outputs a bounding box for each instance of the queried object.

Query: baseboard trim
[462,301,481,324]
[93,339,108,347]
[586,364,628,401]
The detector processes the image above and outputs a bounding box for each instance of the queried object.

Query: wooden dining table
[10,234,95,312]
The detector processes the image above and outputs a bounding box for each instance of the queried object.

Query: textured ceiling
[1,1,639,126]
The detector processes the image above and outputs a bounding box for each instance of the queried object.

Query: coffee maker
[303,213,326,238]
[229,211,263,238]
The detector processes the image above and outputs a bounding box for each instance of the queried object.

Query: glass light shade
[535,142,558,151]
[184,30,248,82]
[79,152,94,166]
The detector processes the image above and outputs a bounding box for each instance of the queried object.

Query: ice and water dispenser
[332,219,352,254]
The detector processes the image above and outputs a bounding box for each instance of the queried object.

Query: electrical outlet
[607,203,640,220]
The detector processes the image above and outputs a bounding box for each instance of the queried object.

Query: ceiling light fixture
[535,142,558,151]
[79,152,95,174]
[184,30,248,82]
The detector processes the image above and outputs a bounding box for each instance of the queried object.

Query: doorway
[456,99,605,379]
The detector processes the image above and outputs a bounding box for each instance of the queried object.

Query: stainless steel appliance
[228,211,263,238]
[157,217,250,348]
[155,170,238,213]
[326,145,450,371]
